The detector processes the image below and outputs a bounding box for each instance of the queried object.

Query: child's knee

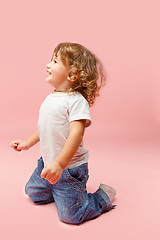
[24,182,37,202]
[58,209,83,225]
[25,182,29,194]
[59,216,82,225]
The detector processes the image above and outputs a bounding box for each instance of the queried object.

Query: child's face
[46,53,71,90]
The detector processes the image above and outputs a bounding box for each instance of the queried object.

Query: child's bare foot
[99,184,116,202]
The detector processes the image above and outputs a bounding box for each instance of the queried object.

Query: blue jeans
[25,156,116,225]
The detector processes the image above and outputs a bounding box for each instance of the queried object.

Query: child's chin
[45,77,52,83]
[45,79,55,87]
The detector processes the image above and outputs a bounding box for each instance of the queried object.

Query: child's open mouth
[47,71,52,75]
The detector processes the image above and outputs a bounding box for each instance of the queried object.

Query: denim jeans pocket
[66,163,89,189]
[66,168,83,187]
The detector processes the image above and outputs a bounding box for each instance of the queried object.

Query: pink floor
[2,133,160,240]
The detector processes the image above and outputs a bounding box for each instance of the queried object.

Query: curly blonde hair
[52,42,107,107]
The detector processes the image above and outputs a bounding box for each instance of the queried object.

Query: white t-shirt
[37,91,92,169]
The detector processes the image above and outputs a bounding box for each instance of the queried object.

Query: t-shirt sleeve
[69,98,92,128]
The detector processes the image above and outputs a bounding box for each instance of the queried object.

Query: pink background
[1,0,160,239]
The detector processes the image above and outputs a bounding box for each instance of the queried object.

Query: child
[10,42,117,225]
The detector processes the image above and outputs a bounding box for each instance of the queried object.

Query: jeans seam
[66,194,84,213]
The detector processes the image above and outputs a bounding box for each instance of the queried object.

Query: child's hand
[40,161,64,184]
[10,140,30,152]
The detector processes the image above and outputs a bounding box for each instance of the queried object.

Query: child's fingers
[13,143,18,146]
[17,144,22,149]
[13,147,21,151]
[10,140,21,147]
[10,140,22,147]
[10,141,22,151]
[10,143,17,147]
[41,167,48,178]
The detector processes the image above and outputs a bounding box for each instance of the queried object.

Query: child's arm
[26,127,40,148]
[10,127,40,151]
[40,119,86,184]
[55,119,86,170]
